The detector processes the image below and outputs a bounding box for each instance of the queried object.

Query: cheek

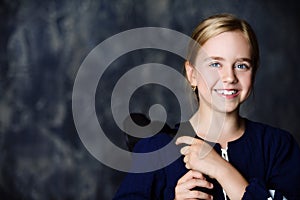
[243,73,253,88]
[240,73,253,95]
[196,69,219,91]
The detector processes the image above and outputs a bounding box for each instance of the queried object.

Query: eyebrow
[204,56,224,62]
[204,56,252,63]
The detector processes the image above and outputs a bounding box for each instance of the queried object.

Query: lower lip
[216,91,240,99]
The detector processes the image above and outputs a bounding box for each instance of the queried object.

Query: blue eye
[235,63,249,70]
[209,62,221,68]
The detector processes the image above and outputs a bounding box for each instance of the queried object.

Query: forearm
[215,161,248,200]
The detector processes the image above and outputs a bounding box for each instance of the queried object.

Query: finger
[188,190,213,199]
[176,186,213,200]
[185,163,191,169]
[193,179,213,189]
[190,170,206,180]
[176,193,213,200]
[183,155,188,163]
[180,178,214,190]
[175,136,195,145]
[177,170,205,184]
[180,146,190,155]
[176,190,213,200]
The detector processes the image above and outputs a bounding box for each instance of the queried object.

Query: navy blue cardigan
[114,119,300,199]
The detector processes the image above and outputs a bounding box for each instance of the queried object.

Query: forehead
[201,31,251,59]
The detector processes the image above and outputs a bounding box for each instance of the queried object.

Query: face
[186,31,253,114]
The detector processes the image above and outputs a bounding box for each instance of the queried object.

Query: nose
[220,66,238,84]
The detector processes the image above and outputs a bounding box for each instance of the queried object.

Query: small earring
[191,85,197,92]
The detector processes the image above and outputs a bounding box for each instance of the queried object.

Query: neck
[189,107,245,148]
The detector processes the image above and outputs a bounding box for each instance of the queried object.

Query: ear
[185,61,197,86]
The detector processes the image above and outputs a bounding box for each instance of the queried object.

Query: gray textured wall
[1,0,299,199]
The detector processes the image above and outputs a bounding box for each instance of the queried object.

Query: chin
[212,104,240,114]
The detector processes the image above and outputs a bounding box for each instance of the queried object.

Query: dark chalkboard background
[1,0,300,199]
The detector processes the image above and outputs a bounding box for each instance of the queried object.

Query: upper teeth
[216,90,237,95]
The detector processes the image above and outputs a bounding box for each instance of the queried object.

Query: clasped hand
[174,136,226,200]
[176,136,225,178]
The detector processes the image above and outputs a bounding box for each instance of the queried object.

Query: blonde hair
[187,13,260,76]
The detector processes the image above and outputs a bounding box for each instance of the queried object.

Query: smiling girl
[114,14,300,200]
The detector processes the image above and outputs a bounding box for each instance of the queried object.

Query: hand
[176,136,225,178]
[175,170,213,200]
[176,136,248,199]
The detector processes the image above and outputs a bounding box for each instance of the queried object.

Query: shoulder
[133,132,174,153]
[245,118,295,143]
[245,119,300,159]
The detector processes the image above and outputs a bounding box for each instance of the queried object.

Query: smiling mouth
[215,89,238,96]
